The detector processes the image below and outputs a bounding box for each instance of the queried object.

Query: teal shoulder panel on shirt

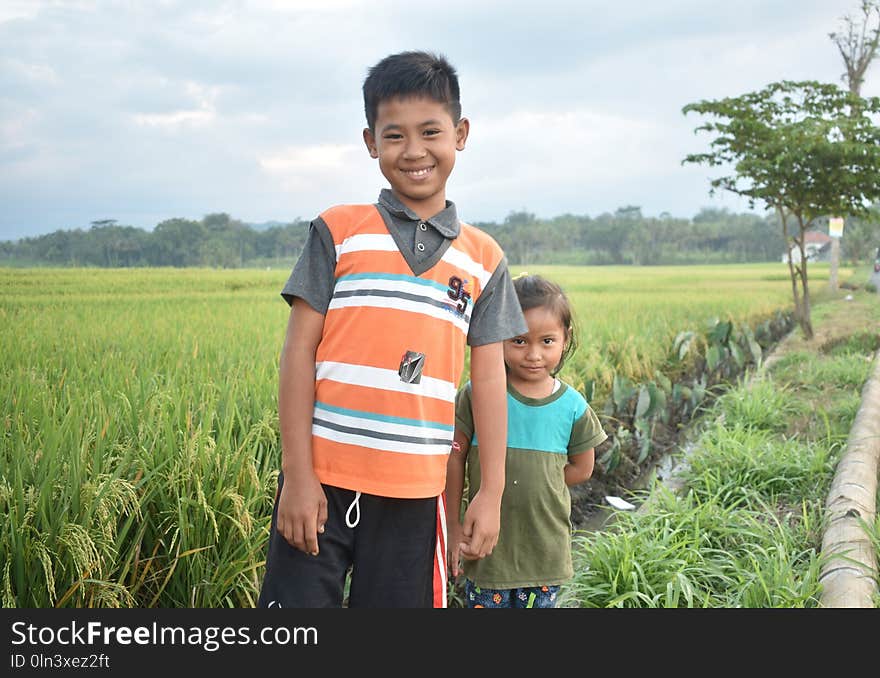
[506,386,587,454]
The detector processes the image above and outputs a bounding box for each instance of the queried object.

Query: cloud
[0,0,875,240]
[131,81,219,129]
[259,143,365,192]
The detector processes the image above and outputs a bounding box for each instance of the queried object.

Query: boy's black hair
[362,50,462,133]
[512,274,578,377]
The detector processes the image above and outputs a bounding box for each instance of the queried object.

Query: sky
[1,0,879,242]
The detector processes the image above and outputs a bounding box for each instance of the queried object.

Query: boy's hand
[458,489,501,560]
[275,471,328,556]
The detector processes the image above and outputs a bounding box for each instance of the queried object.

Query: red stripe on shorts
[433,492,447,608]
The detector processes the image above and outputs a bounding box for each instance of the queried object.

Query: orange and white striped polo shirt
[311,203,504,498]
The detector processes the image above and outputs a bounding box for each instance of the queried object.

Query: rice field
[513,264,809,392]
[0,263,851,607]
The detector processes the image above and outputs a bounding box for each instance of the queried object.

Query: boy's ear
[363,128,378,158]
[455,117,470,151]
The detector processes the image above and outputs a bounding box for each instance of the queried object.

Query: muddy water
[574,438,697,533]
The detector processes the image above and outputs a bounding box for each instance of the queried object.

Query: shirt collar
[377,188,460,238]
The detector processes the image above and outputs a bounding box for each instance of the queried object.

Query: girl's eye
[544,338,555,345]
[383,133,403,140]
[512,338,526,345]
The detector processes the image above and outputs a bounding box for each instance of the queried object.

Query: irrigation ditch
[571,295,880,608]
[569,308,796,528]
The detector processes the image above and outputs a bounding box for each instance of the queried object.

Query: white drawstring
[345,491,362,528]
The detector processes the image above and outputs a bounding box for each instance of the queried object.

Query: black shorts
[257,475,444,608]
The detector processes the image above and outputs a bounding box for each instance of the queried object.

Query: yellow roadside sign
[829,217,844,238]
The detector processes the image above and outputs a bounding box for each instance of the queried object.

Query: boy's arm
[276,297,327,556]
[459,341,507,560]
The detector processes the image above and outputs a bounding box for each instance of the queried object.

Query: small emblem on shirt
[399,350,426,384]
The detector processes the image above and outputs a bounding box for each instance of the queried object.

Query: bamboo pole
[819,350,880,608]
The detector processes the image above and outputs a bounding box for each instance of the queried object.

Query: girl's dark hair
[362,51,462,133]
[512,274,577,376]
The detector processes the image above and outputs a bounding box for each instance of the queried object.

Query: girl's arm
[564,448,595,487]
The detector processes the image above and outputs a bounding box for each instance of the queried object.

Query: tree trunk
[800,271,813,339]
[779,206,803,327]
[829,236,840,293]
[795,213,813,340]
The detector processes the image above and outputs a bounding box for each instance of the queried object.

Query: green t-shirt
[455,379,608,589]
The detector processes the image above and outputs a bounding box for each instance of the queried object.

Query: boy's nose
[403,139,426,159]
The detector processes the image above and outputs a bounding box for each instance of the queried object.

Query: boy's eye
[423,129,441,136]
[511,338,526,345]
[383,133,403,140]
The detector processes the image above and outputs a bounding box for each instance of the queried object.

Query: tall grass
[561,326,874,608]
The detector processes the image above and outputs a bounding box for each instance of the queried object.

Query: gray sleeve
[280,217,336,313]
[466,257,529,346]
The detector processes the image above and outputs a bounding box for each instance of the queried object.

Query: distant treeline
[3,206,878,267]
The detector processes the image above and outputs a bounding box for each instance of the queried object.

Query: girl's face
[504,305,568,391]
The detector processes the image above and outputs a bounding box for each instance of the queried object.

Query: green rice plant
[0,377,142,607]
[2,268,286,607]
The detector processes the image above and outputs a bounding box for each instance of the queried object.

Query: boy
[257,51,527,608]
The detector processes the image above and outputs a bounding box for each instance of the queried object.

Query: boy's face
[363,95,469,220]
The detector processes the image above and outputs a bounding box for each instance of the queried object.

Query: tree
[830,0,880,97]
[153,217,202,267]
[840,205,880,263]
[682,80,880,339]
[829,1,880,288]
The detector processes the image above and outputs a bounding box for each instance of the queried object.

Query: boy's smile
[363,95,469,220]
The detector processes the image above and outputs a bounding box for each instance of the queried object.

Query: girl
[446,274,607,608]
